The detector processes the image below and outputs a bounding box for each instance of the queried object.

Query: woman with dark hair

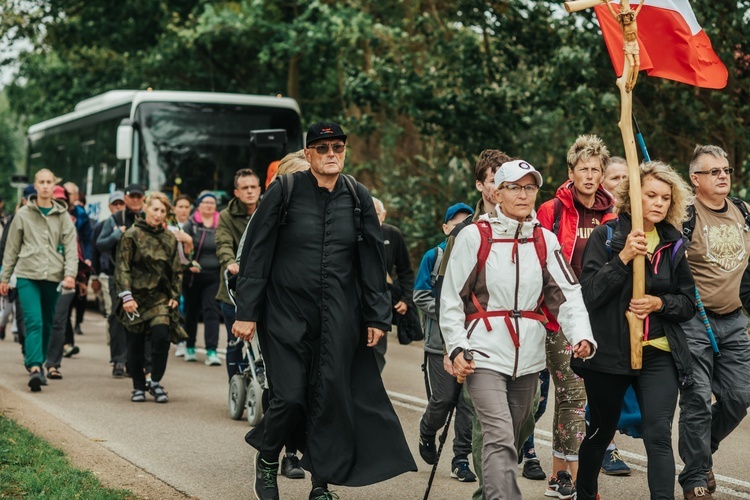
[574,161,696,500]
[116,192,182,403]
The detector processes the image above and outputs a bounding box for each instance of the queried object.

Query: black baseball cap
[124,184,145,196]
[306,122,347,147]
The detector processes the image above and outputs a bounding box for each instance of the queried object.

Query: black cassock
[236,169,416,486]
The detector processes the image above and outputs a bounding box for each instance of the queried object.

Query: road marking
[387,390,750,497]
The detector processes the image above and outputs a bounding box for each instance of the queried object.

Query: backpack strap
[552,198,563,236]
[606,223,615,258]
[729,196,750,231]
[682,205,696,240]
[532,225,547,273]
[476,220,493,272]
[341,174,363,242]
[278,173,294,226]
[429,246,444,288]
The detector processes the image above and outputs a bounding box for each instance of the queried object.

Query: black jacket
[573,214,696,386]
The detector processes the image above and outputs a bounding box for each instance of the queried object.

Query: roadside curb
[0,384,190,500]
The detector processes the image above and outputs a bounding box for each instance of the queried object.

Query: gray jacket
[0,197,78,283]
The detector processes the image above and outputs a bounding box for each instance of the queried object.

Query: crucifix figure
[565,0,647,369]
[605,0,644,92]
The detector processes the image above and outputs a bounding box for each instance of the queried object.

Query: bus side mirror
[116,119,134,160]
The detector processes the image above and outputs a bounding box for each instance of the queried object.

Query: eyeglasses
[693,167,734,177]
[309,143,346,155]
[500,184,539,195]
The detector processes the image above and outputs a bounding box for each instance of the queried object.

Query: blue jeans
[221,301,243,381]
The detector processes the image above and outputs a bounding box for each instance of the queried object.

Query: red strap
[466,302,547,348]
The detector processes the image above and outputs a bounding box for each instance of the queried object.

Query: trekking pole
[695,287,721,357]
[423,351,473,500]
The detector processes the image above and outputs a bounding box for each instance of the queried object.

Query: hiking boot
[684,486,713,499]
[63,344,80,358]
[545,470,576,499]
[706,470,716,494]
[28,371,43,392]
[309,487,339,500]
[149,383,168,403]
[112,362,126,378]
[280,454,305,479]
[451,457,477,482]
[205,350,222,366]
[523,458,547,480]
[184,347,197,362]
[601,448,631,476]
[418,431,437,465]
[131,390,146,402]
[174,341,187,357]
[254,452,279,500]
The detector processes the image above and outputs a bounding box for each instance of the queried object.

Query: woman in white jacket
[440,160,596,500]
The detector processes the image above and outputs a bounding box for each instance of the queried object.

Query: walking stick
[423,351,473,500]
[694,287,721,357]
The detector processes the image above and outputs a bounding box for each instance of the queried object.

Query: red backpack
[466,220,549,348]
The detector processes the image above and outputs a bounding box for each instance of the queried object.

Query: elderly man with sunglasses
[678,144,750,500]
[233,122,416,500]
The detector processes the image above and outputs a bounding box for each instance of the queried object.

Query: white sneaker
[184,348,197,362]
[205,350,222,366]
[174,342,187,357]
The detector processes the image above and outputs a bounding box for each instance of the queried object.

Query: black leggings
[183,272,220,351]
[127,323,170,392]
[577,347,679,500]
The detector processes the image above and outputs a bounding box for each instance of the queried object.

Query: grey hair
[372,197,385,216]
[606,156,627,171]
[689,144,728,174]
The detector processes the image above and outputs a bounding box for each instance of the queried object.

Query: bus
[27,89,303,220]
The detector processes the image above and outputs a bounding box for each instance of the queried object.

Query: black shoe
[28,371,43,392]
[522,458,547,480]
[254,452,279,500]
[112,362,126,378]
[309,486,339,500]
[419,432,437,465]
[63,344,80,358]
[451,457,477,482]
[280,454,305,479]
[74,324,83,335]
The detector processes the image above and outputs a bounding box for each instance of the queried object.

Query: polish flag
[594,0,728,89]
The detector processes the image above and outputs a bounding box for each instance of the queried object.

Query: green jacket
[115,219,183,331]
[215,197,253,304]
[0,198,78,284]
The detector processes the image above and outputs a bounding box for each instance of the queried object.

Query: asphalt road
[1,313,749,499]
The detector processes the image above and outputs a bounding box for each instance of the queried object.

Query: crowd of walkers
[1,120,749,500]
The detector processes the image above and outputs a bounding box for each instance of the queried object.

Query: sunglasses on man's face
[309,143,346,155]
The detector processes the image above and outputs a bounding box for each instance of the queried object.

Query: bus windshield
[134,101,302,201]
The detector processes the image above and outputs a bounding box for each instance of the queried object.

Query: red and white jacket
[440,209,596,378]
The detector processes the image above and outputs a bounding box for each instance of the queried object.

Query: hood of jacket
[227,197,255,218]
[28,196,69,216]
[191,209,220,227]
[555,180,615,213]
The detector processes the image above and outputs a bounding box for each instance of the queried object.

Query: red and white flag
[594,0,728,89]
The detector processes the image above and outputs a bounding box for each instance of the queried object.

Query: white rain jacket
[440,209,596,378]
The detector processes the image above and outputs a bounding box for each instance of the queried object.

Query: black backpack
[682,196,750,240]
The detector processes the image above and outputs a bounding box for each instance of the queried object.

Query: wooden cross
[566,0,646,369]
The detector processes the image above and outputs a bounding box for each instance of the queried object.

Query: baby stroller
[225,270,267,426]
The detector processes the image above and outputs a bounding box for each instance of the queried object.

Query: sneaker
[254,452,279,500]
[112,362,126,378]
[280,454,305,479]
[601,448,631,476]
[451,457,477,482]
[545,470,576,499]
[174,341,187,357]
[39,371,48,386]
[184,347,197,362]
[131,390,146,402]
[706,470,716,494]
[419,431,437,465]
[684,486,713,499]
[205,350,222,366]
[309,486,339,500]
[63,344,80,358]
[149,383,168,403]
[28,371,43,392]
[523,458,547,480]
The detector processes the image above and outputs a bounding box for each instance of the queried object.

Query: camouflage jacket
[115,219,182,318]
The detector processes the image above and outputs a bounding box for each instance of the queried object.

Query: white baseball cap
[494,160,543,187]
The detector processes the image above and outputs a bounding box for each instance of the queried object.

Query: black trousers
[577,347,679,500]
[183,272,220,351]
[127,323,170,392]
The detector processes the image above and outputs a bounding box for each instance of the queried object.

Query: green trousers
[17,278,60,369]
[466,375,541,500]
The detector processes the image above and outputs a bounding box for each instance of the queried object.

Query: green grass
[0,415,138,499]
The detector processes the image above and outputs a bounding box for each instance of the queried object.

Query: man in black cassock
[233,122,417,500]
